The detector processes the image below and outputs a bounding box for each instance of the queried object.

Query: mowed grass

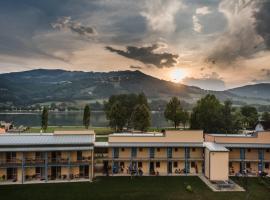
[0,177,269,200]
[27,126,114,135]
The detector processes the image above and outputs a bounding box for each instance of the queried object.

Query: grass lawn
[0,177,269,200]
[27,126,114,135]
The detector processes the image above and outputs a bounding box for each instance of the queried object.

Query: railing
[0,159,22,167]
[107,156,203,161]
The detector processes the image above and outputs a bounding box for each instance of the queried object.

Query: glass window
[138,162,143,168]
[121,148,125,152]
[173,162,178,168]
[156,162,160,168]
[265,163,269,169]
[174,148,178,152]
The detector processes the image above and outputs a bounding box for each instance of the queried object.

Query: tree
[41,107,48,132]
[164,97,183,129]
[107,101,127,132]
[137,92,149,108]
[222,100,234,133]
[190,94,223,133]
[131,104,151,132]
[241,106,259,129]
[261,111,270,122]
[104,93,150,131]
[181,111,189,129]
[83,105,91,129]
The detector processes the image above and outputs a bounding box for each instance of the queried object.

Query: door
[7,168,17,180]
[150,162,155,174]
[168,161,172,174]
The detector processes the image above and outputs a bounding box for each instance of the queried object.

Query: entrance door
[7,168,17,180]
[168,161,172,174]
[150,162,155,175]
[51,166,61,179]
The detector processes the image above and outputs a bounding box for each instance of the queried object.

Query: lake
[0,111,170,128]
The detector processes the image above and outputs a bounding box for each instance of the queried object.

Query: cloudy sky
[0,0,270,90]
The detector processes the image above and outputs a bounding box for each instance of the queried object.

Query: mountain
[228,83,270,100]
[0,69,269,107]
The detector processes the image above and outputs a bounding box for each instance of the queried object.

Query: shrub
[186,185,193,193]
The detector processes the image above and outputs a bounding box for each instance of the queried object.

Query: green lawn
[0,177,269,200]
[27,126,114,135]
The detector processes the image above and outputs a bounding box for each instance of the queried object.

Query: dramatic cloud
[192,15,202,33]
[106,44,179,68]
[141,0,185,33]
[196,6,211,15]
[254,1,270,48]
[52,17,97,38]
[206,0,262,64]
[183,72,225,91]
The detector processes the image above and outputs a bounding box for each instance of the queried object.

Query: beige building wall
[109,130,204,143]
[264,150,270,161]
[172,148,185,159]
[190,148,203,159]
[119,148,131,158]
[205,131,270,144]
[246,149,259,160]
[208,151,229,181]
[137,148,149,158]
[229,149,240,160]
[156,148,166,158]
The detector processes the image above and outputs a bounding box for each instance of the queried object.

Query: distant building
[254,121,270,132]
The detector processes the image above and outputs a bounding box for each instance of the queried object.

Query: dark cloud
[129,65,142,69]
[106,44,178,68]
[52,17,97,37]
[254,1,270,48]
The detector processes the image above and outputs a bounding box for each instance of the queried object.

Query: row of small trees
[41,93,261,133]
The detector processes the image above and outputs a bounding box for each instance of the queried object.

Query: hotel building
[0,131,94,184]
[0,129,270,184]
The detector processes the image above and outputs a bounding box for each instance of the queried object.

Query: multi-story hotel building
[0,131,94,184]
[0,129,270,185]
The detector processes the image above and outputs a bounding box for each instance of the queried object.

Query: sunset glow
[170,69,187,83]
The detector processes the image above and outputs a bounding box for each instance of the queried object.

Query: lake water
[0,111,170,128]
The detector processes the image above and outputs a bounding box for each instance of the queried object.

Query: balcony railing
[0,159,22,167]
[107,156,203,161]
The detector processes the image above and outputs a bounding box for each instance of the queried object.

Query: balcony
[24,158,45,166]
[0,159,22,167]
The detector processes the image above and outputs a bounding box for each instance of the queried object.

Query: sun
[170,69,187,83]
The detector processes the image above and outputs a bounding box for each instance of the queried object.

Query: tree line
[41,93,263,134]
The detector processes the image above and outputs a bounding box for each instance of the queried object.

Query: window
[138,162,143,168]
[121,148,125,152]
[229,148,233,152]
[266,149,270,153]
[35,167,41,175]
[173,162,178,168]
[265,163,269,169]
[229,162,233,168]
[174,148,178,152]
[247,149,251,152]
[192,148,196,152]
[139,148,143,152]
[246,162,251,168]
[77,151,83,161]
[191,161,195,168]
[156,162,160,168]
[157,148,160,152]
